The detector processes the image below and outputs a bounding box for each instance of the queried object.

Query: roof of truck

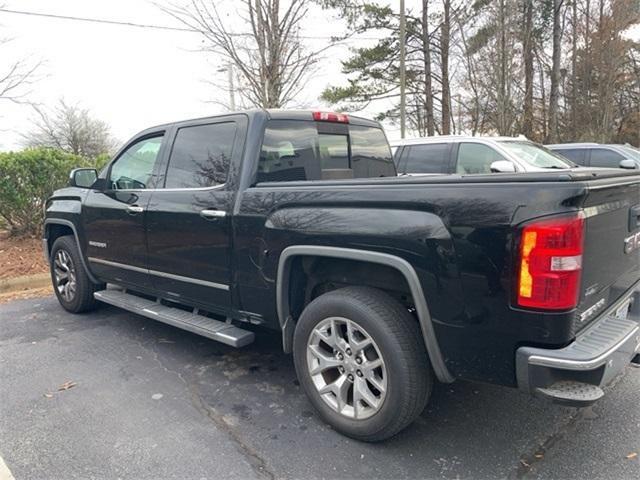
[138,109,380,135]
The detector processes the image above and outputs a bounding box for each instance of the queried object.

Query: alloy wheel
[53,249,76,302]
[306,316,387,420]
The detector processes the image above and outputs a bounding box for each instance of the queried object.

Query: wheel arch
[276,245,454,383]
[44,219,100,284]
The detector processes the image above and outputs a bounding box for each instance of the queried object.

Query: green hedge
[0,148,109,235]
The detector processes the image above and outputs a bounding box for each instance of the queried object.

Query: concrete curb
[0,273,50,294]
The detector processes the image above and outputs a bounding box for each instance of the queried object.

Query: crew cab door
[145,116,246,312]
[83,132,168,289]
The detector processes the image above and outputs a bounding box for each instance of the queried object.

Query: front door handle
[200,209,227,220]
[126,205,144,214]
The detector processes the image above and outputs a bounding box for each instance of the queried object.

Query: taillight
[516,212,585,310]
[312,111,349,123]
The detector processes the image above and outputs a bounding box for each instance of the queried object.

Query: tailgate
[576,174,640,332]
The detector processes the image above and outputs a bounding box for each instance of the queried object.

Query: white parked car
[390,135,575,175]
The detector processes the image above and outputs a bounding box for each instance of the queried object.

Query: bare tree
[547,0,564,142]
[522,0,534,139]
[440,0,451,134]
[0,6,40,106]
[421,0,435,136]
[23,99,117,158]
[163,0,322,109]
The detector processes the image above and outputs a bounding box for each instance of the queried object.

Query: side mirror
[490,160,517,173]
[619,159,638,170]
[69,168,98,188]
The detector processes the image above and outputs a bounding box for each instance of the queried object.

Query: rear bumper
[516,283,640,407]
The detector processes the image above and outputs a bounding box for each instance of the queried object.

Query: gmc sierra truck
[44,110,640,441]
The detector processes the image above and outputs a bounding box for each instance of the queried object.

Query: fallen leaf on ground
[43,393,53,398]
[534,454,544,459]
[626,452,638,460]
[158,339,175,344]
[57,381,77,391]
[520,460,530,468]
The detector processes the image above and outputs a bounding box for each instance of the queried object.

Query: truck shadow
[114,308,577,479]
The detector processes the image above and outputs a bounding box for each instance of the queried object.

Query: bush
[0,147,107,235]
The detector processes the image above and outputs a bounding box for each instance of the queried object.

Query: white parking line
[0,456,15,480]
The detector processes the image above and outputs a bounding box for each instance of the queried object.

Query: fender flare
[276,245,455,383]
[44,219,100,284]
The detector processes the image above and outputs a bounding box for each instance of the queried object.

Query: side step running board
[94,290,255,348]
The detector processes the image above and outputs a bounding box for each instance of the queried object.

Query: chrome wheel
[307,316,387,420]
[53,249,76,302]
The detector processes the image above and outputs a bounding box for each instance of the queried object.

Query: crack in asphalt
[188,383,277,480]
[511,371,630,479]
[140,336,277,480]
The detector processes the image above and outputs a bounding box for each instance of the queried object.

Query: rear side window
[456,143,506,174]
[401,144,450,173]
[554,149,586,165]
[589,148,624,168]
[257,120,395,182]
[164,122,237,189]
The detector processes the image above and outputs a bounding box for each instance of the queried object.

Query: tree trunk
[498,0,507,135]
[570,0,578,139]
[547,0,563,143]
[522,0,534,139]
[441,0,451,135]
[422,0,435,136]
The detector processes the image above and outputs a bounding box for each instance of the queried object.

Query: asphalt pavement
[0,295,638,480]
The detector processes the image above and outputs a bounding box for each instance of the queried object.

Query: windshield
[619,146,640,161]
[497,141,574,169]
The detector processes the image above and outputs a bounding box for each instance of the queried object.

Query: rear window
[257,120,395,183]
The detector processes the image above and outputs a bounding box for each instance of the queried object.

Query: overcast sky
[0,0,402,150]
[1,1,638,151]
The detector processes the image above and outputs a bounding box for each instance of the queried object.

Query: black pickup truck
[44,110,640,441]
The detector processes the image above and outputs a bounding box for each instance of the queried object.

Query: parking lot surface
[1,296,638,479]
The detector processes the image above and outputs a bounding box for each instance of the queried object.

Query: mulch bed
[0,231,49,280]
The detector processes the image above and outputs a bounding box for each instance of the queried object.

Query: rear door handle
[126,205,144,214]
[200,209,227,220]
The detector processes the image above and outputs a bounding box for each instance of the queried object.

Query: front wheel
[50,236,101,313]
[293,286,433,442]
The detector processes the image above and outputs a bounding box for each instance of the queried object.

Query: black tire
[50,236,102,313]
[293,286,433,442]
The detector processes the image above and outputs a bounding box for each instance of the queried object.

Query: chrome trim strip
[105,182,227,193]
[148,268,229,291]
[88,257,229,291]
[88,257,148,274]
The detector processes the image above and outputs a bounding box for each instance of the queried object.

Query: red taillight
[312,111,349,123]
[517,212,585,310]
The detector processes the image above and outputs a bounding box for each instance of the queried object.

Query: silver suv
[547,143,640,169]
[391,136,574,175]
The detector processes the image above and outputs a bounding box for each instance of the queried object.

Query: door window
[589,148,625,168]
[456,143,507,174]
[164,122,237,189]
[402,144,449,173]
[109,135,164,190]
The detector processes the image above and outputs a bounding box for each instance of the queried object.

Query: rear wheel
[293,286,432,442]
[50,236,101,313]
